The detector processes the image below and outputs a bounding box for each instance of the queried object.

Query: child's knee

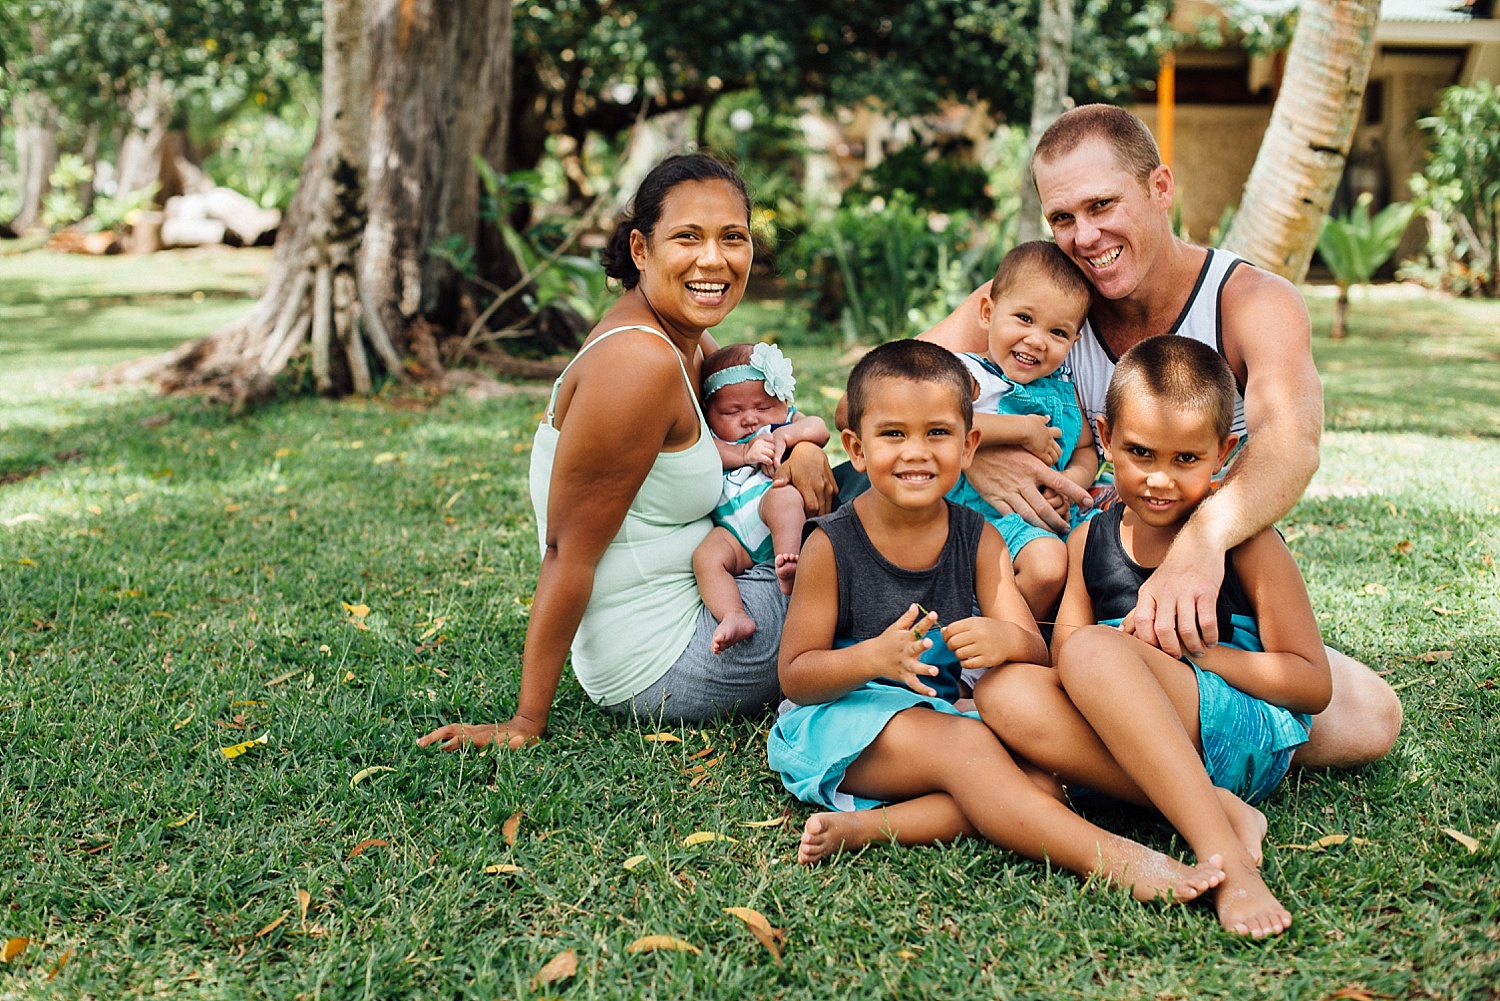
[1027,536,1068,589]
[693,528,739,575]
[759,483,804,519]
[1056,625,1131,684]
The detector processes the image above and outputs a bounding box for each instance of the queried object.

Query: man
[923,104,1400,769]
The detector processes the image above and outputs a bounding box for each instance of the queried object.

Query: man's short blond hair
[1032,104,1162,188]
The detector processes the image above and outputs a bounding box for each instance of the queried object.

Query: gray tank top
[1068,247,1249,457]
[808,500,984,703]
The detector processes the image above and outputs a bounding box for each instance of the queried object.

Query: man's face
[1035,139,1174,303]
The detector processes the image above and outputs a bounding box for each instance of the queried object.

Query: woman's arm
[418,332,693,750]
[943,524,1049,670]
[779,530,940,704]
[1188,529,1331,715]
[1049,521,1098,664]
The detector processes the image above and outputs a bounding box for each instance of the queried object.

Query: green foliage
[794,193,1006,345]
[1318,194,1416,290]
[40,153,93,228]
[1400,81,1500,297]
[844,145,995,217]
[200,85,319,212]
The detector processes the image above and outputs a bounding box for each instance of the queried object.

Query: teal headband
[702,342,796,404]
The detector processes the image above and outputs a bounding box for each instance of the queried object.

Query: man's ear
[1149,163,1175,209]
[1215,433,1240,472]
[1095,415,1113,461]
[841,427,866,471]
[629,228,648,273]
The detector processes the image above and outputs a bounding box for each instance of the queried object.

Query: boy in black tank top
[975,337,1332,939]
[769,340,1229,909]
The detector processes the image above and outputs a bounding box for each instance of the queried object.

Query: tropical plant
[1399,81,1500,298]
[1316,193,1415,340]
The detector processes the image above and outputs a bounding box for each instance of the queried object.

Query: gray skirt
[603,563,787,724]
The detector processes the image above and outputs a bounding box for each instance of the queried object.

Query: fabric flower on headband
[702,342,797,404]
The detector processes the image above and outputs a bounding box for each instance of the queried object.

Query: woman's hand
[771,440,837,516]
[417,714,545,752]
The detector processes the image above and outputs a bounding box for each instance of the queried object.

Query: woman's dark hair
[602,153,751,290]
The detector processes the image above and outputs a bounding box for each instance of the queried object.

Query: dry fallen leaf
[1362,583,1387,595]
[682,831,738,847]
[1327,988,1378,1001]
[723,907,784,965]
[1394,539,1413,555]
[1440,827,1480,853]
[531,949,578,989]
[297,888,311,925]
[254,914,288,940]
[219,733,269,759]
[503,810,524,846]
[625,935,700,955]
[348,838,389,858]
[896,948,918,960]
[349,765,395,788]
[2,938,36,962]
[166,811,196,828]
[742,816,788,829]
[342,601,370,618]
[1283,833,1369,851]
[46,948,70,981]
[484,863,524,875]
[1419,650,1454,663]
[642,733,682,743]
[622,854,649,871]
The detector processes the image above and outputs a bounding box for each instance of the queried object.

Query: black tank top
[806,500,984,703]
[1082,504,1253,626]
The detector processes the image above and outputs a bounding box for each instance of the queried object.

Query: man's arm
[1129,266,1322,657]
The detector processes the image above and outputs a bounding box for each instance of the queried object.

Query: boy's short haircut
[846,340,973,433]
[1105,336,1236,442]
[1032,104,1162,189]
[700,343,754,404]
[990,240,1093,309]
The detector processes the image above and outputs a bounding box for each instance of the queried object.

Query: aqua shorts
[767,683,978,812]
[1192,663,1311,805]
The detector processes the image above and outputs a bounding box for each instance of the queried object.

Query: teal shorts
[1192,663,1311,805]
[767,683,978,812]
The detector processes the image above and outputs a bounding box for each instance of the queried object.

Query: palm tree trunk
[1332,285,1349,340]
[1222,0,1381,283]
[1017,0,1074,245]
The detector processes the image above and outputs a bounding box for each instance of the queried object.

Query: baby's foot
[1215,788,1268,866]
[799,812,863,865]
[711,611,757,654]
[1215,861,1293,938]
[774,553,799,595]
[1123,851,1226,904]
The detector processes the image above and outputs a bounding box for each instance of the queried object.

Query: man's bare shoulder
[1220,258,1312,365]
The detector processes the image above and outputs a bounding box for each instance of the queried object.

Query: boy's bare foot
[1214,788,1268,865]
[1108,849,1226,904]
[774,553,798,595]
[1215,860,1293,938]
[798,812,859,865]
[711,611,757,654]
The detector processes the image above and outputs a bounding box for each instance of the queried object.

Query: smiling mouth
[1011,350,1041,366]
[686,281,730,297]
[895,471,935,483]
[1086,247,1122,269]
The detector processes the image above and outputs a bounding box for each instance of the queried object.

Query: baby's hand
[741,435,779,474]
[1021,415,1063,466]
[870,604,940,697]
[1039,485,1070,518]
[942,616,1011,671]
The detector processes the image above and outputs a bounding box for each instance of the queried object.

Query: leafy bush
[1317,193,1415,339]
[792,192,1007,345]
[1398,81,1500,297]
[844,144,995,217]
[202,94,318,212]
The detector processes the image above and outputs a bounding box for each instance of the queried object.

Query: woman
[419,154,834,751]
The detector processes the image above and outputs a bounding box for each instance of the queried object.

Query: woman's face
[629,179,753,336]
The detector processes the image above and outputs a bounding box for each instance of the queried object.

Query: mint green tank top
[528,325,722,706]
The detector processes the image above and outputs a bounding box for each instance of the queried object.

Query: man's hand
[771,440,837,517]
[965,445,1091,534]
[417,714,544,752]
[1123,538,1226,658]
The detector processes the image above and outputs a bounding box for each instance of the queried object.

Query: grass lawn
[2,253,1497,1000]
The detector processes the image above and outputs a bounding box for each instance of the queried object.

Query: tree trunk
[116,75,174,201]
[1221,0,1381,283]
[131,0,532,404]
[1017,0,1074,244]
[11,92,59,233]
[1331,284,1349,339]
